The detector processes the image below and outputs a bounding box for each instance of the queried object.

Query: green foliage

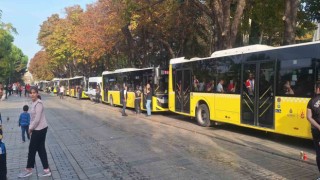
[31,0,318,77]
[0,11,27,83]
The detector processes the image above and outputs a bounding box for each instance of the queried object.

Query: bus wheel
[109,96,114,106]
[196,104,211,127]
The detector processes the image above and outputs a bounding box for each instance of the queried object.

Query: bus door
[175,69,191,113]
[241,61,275,128]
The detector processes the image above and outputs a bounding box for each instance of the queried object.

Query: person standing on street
[0,82,3,100]
[307,83,320,176]
[19,105,30,143]
[95,85,101,103]
[135,85,142,114]
[145,83,152,117]
[59,85,64,99]
[18,87,51,178]
[18,84,23,97]
[4,84,8,99]
[121,84,128,116]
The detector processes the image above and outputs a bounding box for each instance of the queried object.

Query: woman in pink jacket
[18,87,51,178]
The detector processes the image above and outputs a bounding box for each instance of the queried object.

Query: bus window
[89,82,97,90]
[155,70,168,94]
[277,58,314,97]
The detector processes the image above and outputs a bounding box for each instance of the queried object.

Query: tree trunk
[211,0,246,50]
[159,39,175,59]
[121,24,135,63]
[283,0,298,45]
[230,0,246,47]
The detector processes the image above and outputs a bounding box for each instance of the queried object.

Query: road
[0,93,319,179]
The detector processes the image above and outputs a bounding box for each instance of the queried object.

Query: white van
[85,77,102,101]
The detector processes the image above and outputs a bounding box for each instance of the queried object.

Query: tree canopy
[30,0,319,80]
[0,10,28,83]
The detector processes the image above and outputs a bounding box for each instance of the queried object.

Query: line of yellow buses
[42,41,320,139]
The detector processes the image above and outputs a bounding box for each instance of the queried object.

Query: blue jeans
[146,100,151,116]
[21,126,30,142]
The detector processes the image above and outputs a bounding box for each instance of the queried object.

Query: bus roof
[170,41,320,64]
[88,77,102,81]
[51,78,63,81]
[102,67,154,75]
[102,71,113,75]
[69,76,85,80]
[114,68,140,73]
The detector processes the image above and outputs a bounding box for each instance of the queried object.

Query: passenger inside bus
[206,80,215,92]
[216,79,225,93]
[246,73,255,96]
[193,75,199,91]
[227,80,236,93]
[199,79,206,92]
[283,81,294,95]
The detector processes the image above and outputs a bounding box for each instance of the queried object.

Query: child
[19,105,30,143]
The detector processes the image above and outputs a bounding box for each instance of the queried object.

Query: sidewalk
[1,93,319,179]
[1,95,54,180]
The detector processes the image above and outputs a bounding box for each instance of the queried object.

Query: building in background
[23,71,33,85]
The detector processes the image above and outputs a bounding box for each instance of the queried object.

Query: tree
[28,51,54,80]
[283,0,299,45]
[192,0,246,50]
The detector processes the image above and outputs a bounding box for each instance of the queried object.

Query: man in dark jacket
[307,83,320,176]
[121,84,128,116]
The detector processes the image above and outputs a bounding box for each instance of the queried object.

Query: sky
[0,0,95,62]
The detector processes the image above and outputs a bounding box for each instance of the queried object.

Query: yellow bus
[169,41,320,139]
[51,78,62,94]
[38,81,50,91]
[68,76,89,99]
[102,67,169,112]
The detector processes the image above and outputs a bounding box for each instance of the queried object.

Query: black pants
[95,94,100,103]
[122,100,127,115]
[27,127,49,169]
[0,142,7,179]
[135,99,141,113]
[312,128,320,172]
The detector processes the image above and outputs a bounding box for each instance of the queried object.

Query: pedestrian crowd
[2,82,32,100]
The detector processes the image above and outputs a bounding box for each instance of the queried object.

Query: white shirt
[216,83,224,92]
